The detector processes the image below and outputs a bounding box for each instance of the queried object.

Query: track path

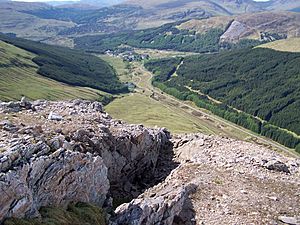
[133,62,299,158]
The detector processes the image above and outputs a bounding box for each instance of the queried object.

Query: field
[98,55,132,83]
[105,93,206,133]
[105,59,251,138]
[103,58,300,157]
[101,56,203,133]
[133,48,197,59]
[0,40,109,101]
[258,38,300,52]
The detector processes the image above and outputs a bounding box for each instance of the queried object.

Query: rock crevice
[0,99,172,223]
[1,100,299,225]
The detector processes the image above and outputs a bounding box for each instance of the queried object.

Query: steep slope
[75,11,300,54]
[267,0,300,11]
[179,11,300,42]
[0,34,128,94]
[3,0,300,40]
[0,99,171,223]
[1,101,299,224]
[0,40,110,102]
[145,48,300,148]
[124,0,264,13]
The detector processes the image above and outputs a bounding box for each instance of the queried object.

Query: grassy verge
[4,203,106,225]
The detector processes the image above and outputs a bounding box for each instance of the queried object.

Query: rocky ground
[112,134,300,225]
[0,99,299,225]
[0,98,171,223]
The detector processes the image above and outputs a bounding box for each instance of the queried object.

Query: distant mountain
[0,2,75,42]
[79,0,123,6]
[266,0,300,11]
[1,0,300,44]
[179,11,300,42]
[125,0,300,14]
[73,10,300,54]
[50,0,124,7]
[119,0,300,29]
[124,0,265,14]
[5,0,123,7]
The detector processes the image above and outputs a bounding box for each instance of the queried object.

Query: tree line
[0,34,128,94]
[74,22,262,54]
[145,49,300,152]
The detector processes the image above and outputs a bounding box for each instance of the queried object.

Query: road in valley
[132,62,299,158]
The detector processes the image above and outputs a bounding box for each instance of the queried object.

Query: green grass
[105,93,204,134]
[258,38,300,52]
[105,61,253,138]
[4,203,106,225]
[0,40,110,101]
[134,48,197,59]
[98,55,132,83]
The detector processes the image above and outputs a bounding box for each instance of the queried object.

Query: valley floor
[103,56,299,158]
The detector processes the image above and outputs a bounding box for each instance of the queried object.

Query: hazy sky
[12,0,271,3]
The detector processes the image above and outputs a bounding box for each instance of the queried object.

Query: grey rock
[0,120,13,128]
[0,120,18,132]
[0,100,173,223]
[48,112,63,121]
[0,149,109,223]
[113,183,192,225]
[278,216,300,225]
[20,97,32,110]
[265,160,290,173]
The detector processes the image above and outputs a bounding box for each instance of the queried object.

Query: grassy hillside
[0,34,128,94]
[179,11,300,42]
[2,0,299,42]
[75,11,300,54]
[0,40,111,102]
[0,2,75,41]
[145,48,300,149]
[126,0,300,12]
[105,93,205,134]
[74,21,261,54]
[258,38,300,52]
[125,0,265,13]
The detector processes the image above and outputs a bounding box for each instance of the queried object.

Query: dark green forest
[145,48,300,151]
[0,34,128,94]
[74,22,261,53]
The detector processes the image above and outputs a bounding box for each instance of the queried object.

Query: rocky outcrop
[1,99,299,225]
[112,164,197,225]
[111,133,300,225]
[70,123,171,198]
[0,148,109,222]
[0,97,33,113]
[0,99,172,223]
[220,20,253,43]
